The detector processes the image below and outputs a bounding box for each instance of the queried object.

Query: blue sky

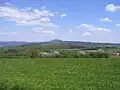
[0,0,120,42]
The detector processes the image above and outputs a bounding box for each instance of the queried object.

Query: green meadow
[0,57,120,90]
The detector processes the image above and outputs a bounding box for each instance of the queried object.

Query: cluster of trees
[0,48,110,58]
[53,50,109,58]
[29,50,109,58]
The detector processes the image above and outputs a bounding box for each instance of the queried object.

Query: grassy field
[0,58,120,90]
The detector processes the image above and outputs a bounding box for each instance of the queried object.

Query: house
[113,52,120,56]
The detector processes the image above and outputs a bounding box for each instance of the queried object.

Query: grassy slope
[0,58,120,90]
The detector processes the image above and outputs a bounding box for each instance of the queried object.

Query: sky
[0,0,120,43]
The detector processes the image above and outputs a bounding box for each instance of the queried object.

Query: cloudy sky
[0,0,120,43]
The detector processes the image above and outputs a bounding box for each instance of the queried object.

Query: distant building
[113,52,120,56]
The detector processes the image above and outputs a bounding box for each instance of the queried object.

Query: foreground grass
[0,58,120,90]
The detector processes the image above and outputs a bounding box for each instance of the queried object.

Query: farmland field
[0,58,120,90]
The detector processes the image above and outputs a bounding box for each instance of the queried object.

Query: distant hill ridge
[0,39,120,48]
[0,41,27,47]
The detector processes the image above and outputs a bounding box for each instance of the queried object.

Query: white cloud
[76,24,90,28]
[100,17,112,22]
[97,28,110,32]
[82,32,91,36]
[49,13,54,16]
[40,31,56,35]
[34,29,56,35]
[41,23,59,28]
[76,24,111,32]
[40,17,50,23]
[105,4,120,12]
[70,24,120,43]
[0,27,59,42]
[116,24,120,26]
[0,5,58,27]
[61,13,67,18]
[33,27,55,34]
[33,9,52,17]
[5,2,12,6]
[15,20,38,26]
[0,4,67,42]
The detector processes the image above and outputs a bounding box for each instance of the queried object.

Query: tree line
[0,48,110,58]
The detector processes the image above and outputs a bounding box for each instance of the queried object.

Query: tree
[98,49,105,53]
[26,49,39,58]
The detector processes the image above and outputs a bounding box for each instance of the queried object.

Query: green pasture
[0,58,120,90]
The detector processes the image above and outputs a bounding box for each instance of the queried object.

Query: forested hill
[0,39,120,49]
[19,39,120,49]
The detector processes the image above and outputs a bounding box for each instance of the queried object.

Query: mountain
[0,39,120,49]
[18,39,120,50]
[0,41,27,47]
